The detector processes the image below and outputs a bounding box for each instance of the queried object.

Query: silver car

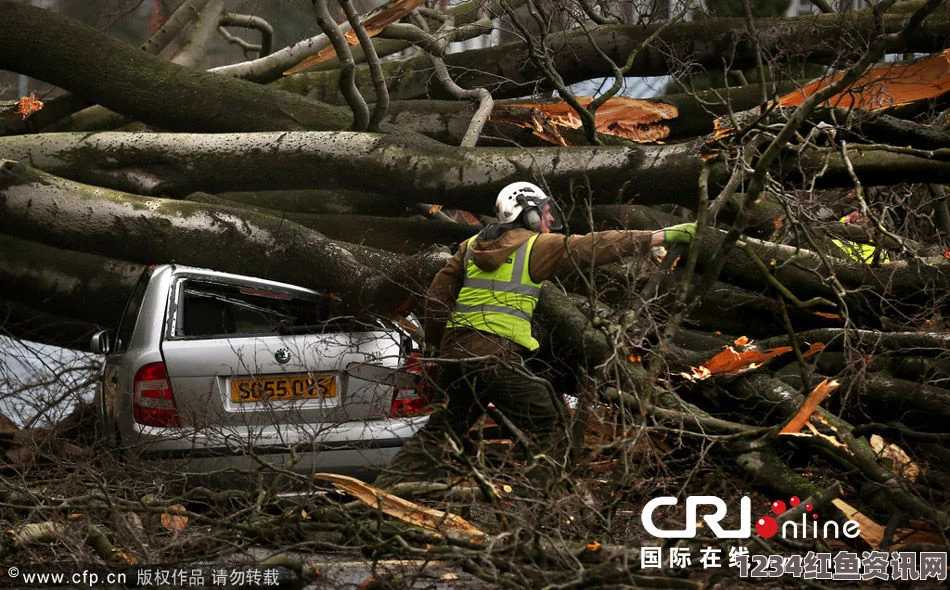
[91,264,430,484]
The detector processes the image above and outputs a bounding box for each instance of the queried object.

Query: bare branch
[217,12,274,57]
[339,0,389,131]
[171,0,224,68]
[312,0,370,131]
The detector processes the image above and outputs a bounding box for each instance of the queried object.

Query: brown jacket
[425,227,654,359]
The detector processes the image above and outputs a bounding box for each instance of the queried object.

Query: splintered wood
[491,97,678,145]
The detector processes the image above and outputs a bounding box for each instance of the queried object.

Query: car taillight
[390,352,434,418]
[133,362,182,427]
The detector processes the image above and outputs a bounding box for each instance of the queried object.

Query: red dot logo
[771,500,787,515]
[789,496,800,507]
[755,516,778,538]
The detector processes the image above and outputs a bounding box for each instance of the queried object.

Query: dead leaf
[160,505,188,531]
[314,473,485,539]
[869,435,920,482]
[779,379,839,435]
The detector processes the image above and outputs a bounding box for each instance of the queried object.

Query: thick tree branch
[313,0,369,131]
[0,131,707,208]
[274,1,950,103]
[0,160,429,314]
[0,0,351,133]
[170,0,224,68]
[218,12,274,57]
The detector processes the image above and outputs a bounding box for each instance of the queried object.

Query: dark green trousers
[374,357,568,489]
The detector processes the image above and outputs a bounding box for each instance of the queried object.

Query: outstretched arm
[530,223,696,281]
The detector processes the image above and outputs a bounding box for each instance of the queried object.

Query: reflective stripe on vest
[447,234,542,350]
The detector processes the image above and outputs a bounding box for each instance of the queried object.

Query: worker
[831,211,890,264]
[374,181,696,491]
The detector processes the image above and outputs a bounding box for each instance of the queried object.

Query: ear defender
[523,209,541,231]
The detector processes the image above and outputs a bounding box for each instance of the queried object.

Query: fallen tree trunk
[379,83,801,146]
[4,132,950,218]
[0,234,141,329]
[273,0,950,103]
[183,192,477,253]
[213,189,412,216]
[0,0,351,133]
[0,131,707,208]
[0,160,440,314]
[692,229,950,324]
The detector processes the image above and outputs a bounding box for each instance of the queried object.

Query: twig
[738,242,837,309]
[404,10,493,147]
[839,140,908,261]
[339,0,389,131]
[928,184,950,237]
[312,0,370,131]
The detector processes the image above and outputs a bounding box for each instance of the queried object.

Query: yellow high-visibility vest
[447,234,542,350]
[831,217,889,264]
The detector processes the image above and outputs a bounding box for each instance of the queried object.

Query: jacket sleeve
[423,242,467,351]
[528,230,655,281]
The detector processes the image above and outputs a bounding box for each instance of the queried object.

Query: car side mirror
[90,330,113,355]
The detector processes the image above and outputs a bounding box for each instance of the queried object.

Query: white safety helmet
[494,182,564,232]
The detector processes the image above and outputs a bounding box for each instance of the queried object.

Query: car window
[172,279,383,339]
[114,267,152,353]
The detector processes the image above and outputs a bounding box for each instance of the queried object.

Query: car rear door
[158,274,403,429]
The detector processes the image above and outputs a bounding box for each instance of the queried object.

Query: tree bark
[692,229,950,320]
[0,235,141,329]
[184,192,476,253]
[0,160,428,314]
[272,1,950,102]
[0,0,351,133]
[0,131,707,208]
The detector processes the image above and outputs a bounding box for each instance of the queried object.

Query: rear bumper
[122,416,428,481]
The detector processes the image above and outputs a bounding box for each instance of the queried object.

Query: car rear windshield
[172,279,383,339]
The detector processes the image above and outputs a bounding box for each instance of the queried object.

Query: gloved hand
[662,222,696,245]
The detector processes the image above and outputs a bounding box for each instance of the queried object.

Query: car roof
[153,264,321,297]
